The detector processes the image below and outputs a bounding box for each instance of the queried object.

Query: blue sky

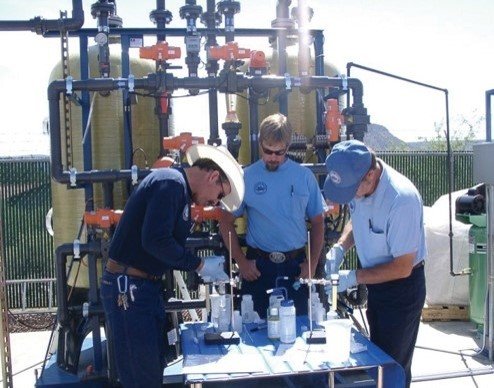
[1,0,493,156]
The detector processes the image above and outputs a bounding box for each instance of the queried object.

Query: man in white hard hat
[101,144,244,388]
[324,139,426,387]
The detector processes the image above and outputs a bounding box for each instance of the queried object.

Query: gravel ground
[7,312,56,333]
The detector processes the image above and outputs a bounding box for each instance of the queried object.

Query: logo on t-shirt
[182,204,189,220]
[254,181,267,194]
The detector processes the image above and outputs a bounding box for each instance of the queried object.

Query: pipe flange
[200,11,222,27]
[150,9,173,25]
[271,17,295,29]
[217,1,241,16]
[90,1,115,19]
[179,4,203,20]
[290,6,314,24]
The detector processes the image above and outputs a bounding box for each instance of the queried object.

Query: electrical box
[473,142,494,184]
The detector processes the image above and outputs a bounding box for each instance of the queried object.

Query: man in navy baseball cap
[323,139,427,387]
[323,140,372,204]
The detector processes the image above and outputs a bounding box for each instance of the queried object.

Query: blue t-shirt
[109,168,201,276]
[349,160,427,268]
[233,158,324,252]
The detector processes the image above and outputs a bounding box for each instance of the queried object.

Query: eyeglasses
[261,145,288,156]
[217,179,226,201]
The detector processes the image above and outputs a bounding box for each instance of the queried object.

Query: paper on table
[183,353,266,374]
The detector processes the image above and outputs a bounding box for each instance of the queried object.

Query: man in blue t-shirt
[219,113,325,318]
[324,140,427,387]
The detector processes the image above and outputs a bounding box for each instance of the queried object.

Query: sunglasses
[217,178,226,201]
[261,145,288,156]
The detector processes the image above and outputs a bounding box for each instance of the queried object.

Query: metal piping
[346,62,461,278]
[203,0,221,145]
[0,0,84,33]
[412,368,494,383]
[272,0,294,115]
[55,242,101,325]
[485,89,494,142]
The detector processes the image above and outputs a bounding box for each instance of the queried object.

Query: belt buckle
[269,251,286,263]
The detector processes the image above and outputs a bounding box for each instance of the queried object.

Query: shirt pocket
[281,192,308,219]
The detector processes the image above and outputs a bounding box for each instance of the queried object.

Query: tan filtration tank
[236,42,339,165]
[49,44,167,289]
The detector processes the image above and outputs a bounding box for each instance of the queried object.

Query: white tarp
[424,190,471,306]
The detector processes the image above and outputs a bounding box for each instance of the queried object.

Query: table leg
[329,371,335,388]
[377,365,383,388]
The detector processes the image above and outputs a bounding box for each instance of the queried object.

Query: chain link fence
[0,152,474,309]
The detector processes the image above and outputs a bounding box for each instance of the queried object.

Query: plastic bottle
[269,288,285,308]
[267,306,280,339]
[241,294,254,323]
[279,299,296,343]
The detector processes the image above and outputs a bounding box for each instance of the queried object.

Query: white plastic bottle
[267,306,280,339]
[241,294,254,323]
[279,299,296,343]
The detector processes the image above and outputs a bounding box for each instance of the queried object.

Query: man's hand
[325,243,345,276]
[237,258,260,281]
[197,256,229,283]
[336,270,357,292]
[298,261,314,280]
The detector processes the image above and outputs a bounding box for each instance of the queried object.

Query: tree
[418,111,484,151]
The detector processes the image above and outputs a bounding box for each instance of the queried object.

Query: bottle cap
[326,310,338,320]
[243,294,252,300]
[281,299,294,307]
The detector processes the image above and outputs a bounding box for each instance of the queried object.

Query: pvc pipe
[0,0,83,33]
[48,73,366,185]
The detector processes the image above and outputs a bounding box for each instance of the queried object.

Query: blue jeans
[242,247,308,319]
[366,265,426,388]
[100,270,166,388]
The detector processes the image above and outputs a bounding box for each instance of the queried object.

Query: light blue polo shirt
[233,158,324,252]
[349,160,427,268]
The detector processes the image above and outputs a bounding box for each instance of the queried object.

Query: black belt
[250,247,306,263]
[105,259,161,281]
[413,260,425,270]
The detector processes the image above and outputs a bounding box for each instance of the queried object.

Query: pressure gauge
[94,32,108,46]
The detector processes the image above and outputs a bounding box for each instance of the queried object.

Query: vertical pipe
[249,95,260,162]
[272,0,292,116]
[120,33,134,177]
[205,0,220,144]
[313,31,326,164]
[79,36,94,208]
[486,90,494,142]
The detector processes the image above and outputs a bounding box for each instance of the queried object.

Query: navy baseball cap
[323,140,372,204]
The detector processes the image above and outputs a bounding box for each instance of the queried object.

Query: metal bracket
[73,239,80,259]
[65,76,73,95]
[131,165,138,185]
[69,167,77,187]
[340,74,348,91]
[128,74,135,93]
[284,73,292,90]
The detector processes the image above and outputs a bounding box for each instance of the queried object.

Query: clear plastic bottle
[279,299,296,343]
[267,306,280,339]
[241,294,254,323]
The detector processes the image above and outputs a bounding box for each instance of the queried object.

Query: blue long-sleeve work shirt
[108,168,201,276]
